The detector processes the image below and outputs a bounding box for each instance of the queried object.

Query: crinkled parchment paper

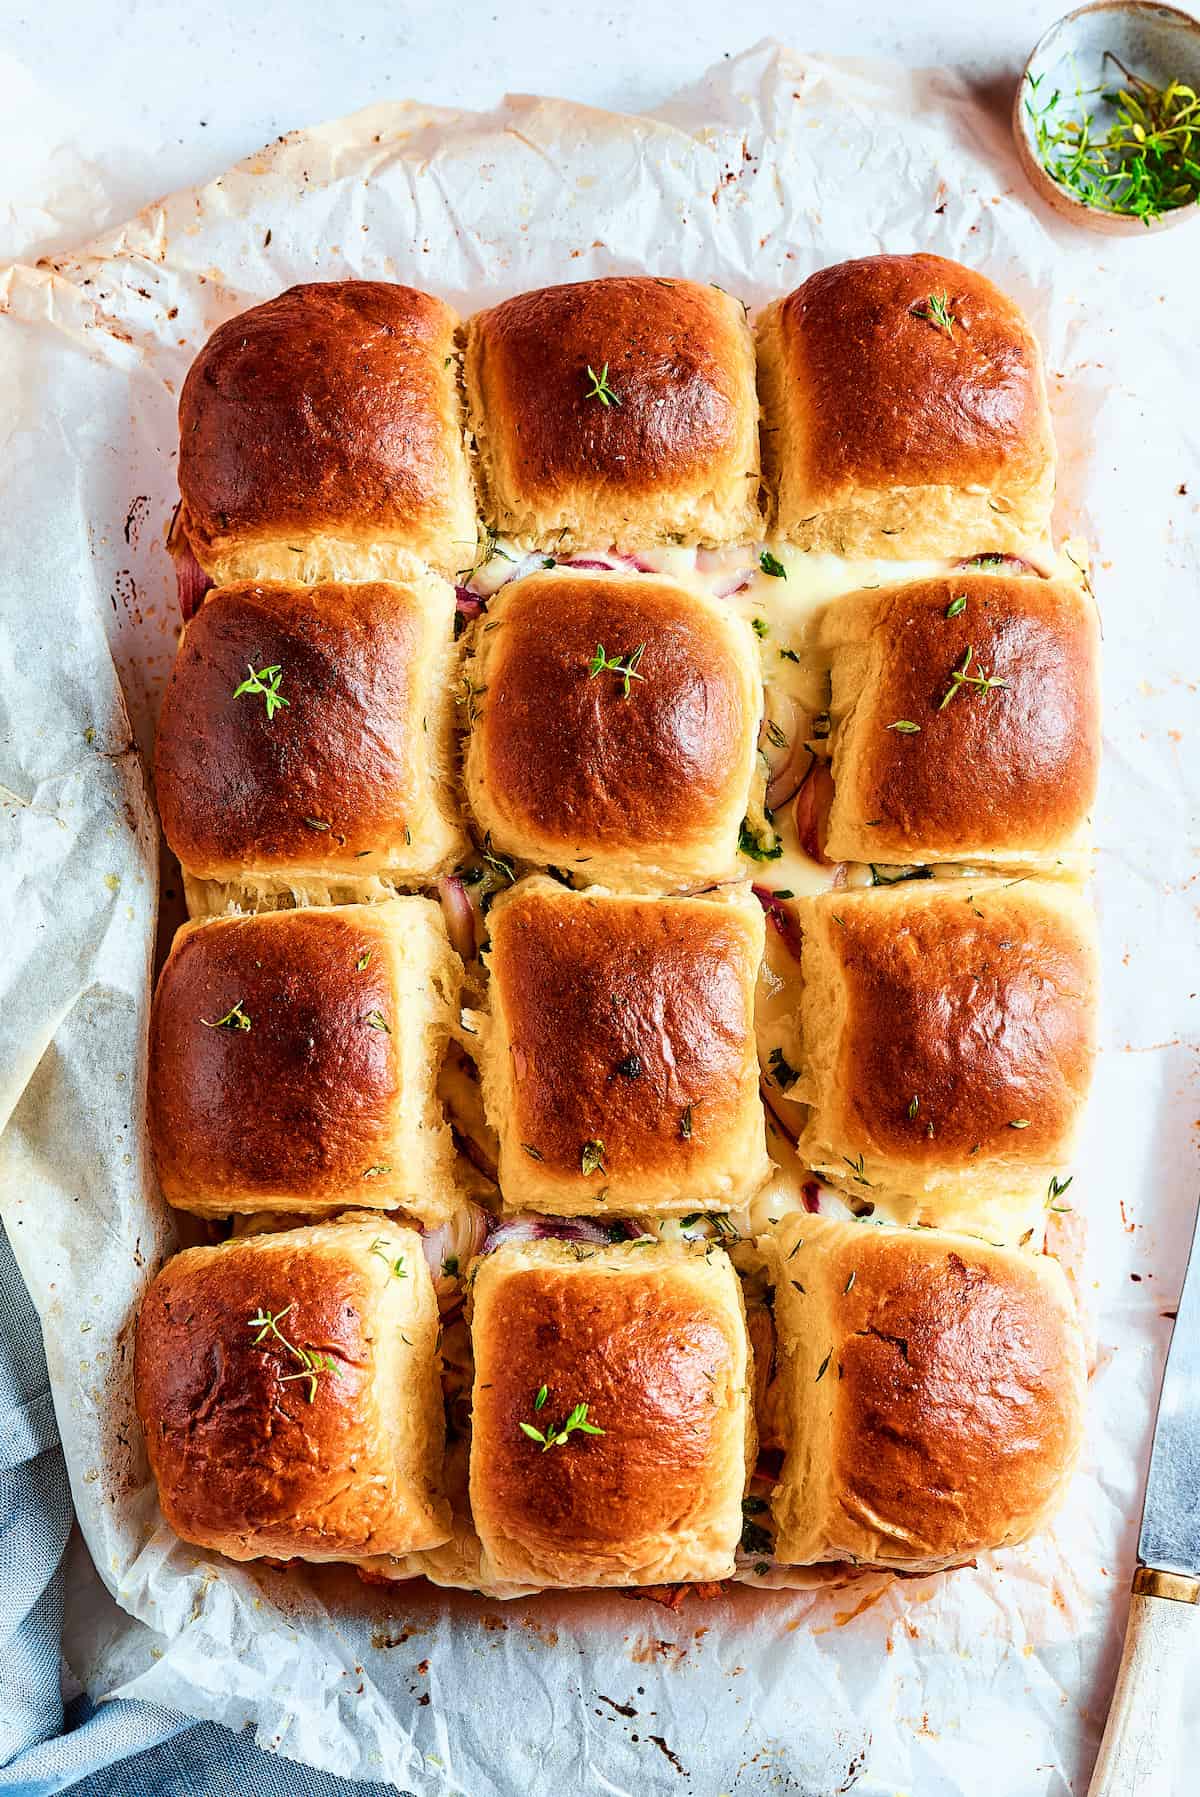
[1,40,1198,1796]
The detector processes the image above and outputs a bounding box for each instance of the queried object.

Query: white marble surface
[2,0,1083,258]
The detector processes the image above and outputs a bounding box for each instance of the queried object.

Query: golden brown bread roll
[155,570,465,916]
[477,877,770,1214]
[761,1214,1086,1570]
[462,568,761,890]
[465,277,760,549]
[756,254,1055,561]
[787,879,1097,1231]
[177,282,476,582]
[468,1238,754,1587]
[148,901,464,1221]
[818,572,1100,867]
[134,1216,451,1563]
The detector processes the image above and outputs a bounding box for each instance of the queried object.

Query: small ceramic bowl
[1014,1,1200,233]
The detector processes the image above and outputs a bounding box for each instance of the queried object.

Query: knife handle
[1088,1567,1199,1796]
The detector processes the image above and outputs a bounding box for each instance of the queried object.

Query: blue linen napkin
[0,1222,398,1797]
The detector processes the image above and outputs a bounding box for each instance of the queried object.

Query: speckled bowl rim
[1013,0,1200,234]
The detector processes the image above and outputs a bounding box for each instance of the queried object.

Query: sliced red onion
[711,567,756,600]
[437,875,478,961]
[174,544,213,621]
[793,760,835,864]
[752,886,804,963]
[954,554,1034,575]
[419,1202,490,1285]
[454,586,484,620]
[561,556,621,572]
[481,1214,635,1254]
[765,738,813,814]
[801,1180,823,1214]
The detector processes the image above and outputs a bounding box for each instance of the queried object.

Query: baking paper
[1,40,1198,1796]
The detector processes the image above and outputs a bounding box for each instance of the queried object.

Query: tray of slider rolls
[138,253,1099,1603]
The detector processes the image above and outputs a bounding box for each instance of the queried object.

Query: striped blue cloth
[0,1222,394,1797]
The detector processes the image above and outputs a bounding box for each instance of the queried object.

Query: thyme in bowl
[1025,56,1200,225]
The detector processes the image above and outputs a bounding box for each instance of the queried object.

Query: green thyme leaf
[232,662,290,721]
[584,362,621,407]
[370,1240,408,1278]
[910,290,956,336]
[739,817,783,863]
[587,641,646,698]
[202,1000,251,1032]
[581,1139,607,1177]
[759,550,788,579]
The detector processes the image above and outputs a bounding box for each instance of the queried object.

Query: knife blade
[1137,1192,1200,1579]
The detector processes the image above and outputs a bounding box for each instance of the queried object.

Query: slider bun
[791,879,1097,1233]
[762,1213,1085,1570]
[757,254,1055,560]
[465,277,760,549]
[819,573,1100,867]
[155,570,465,916]
[469,1238,754,1587]
[134,1216,450,1562]
[463,569,761,890]
[148,900,464,1222]
[178,282,476,582]
[478,877,770,1214]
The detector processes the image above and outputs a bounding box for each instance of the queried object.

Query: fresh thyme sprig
[938,645,1008,711]
[519,1386,606,1451]
[584,362,622,407]
[1047,1173,1074,1213]
[587,642,645,697]
[233,663,289,721]
[247,1303,340,1403]
[202,1000,251,1032]
[910,291,956,337]
[1025,58,1200,225]
[370,1239,408,1278]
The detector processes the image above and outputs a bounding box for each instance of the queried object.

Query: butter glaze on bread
[465,277,761,548]
[819,573,1100,866]
[148,901,463,1221]
[134,1216,450,1562]
[178,282,476,581]
[463,569,761,890]
[469,1238,754,1587]
[762,1214,1086,1570]
[156,571,465,913]
[791,879,1097,1225]
[478,877,770,1214]
[757,254,1055,560]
